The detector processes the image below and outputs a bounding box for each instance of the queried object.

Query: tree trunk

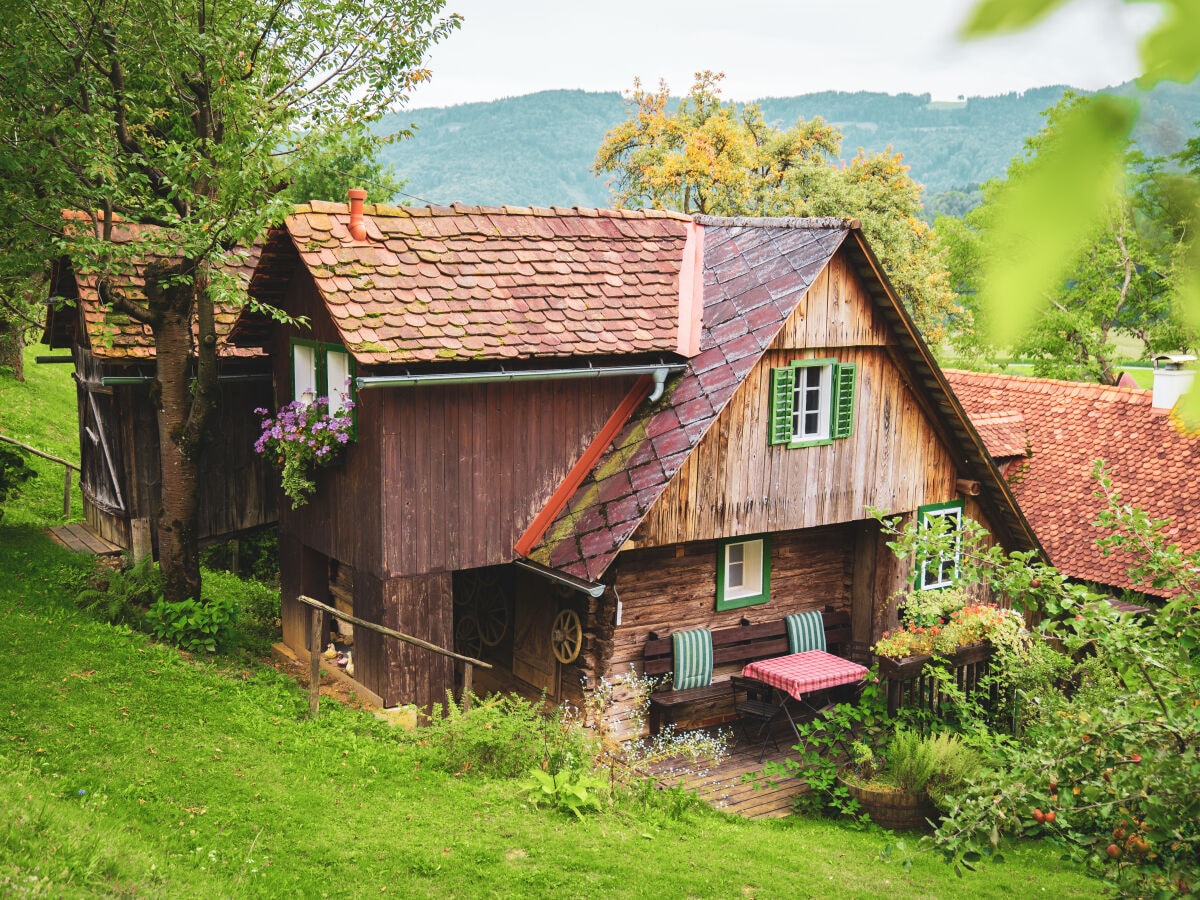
[145,259,217,603]
[0,320,23,381]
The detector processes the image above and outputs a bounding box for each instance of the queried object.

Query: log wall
[596,525,855,737]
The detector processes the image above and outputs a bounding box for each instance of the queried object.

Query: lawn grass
[0,356,1103,897]
[0,528,1102,898]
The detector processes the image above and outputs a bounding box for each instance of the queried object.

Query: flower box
[876,640,994,681]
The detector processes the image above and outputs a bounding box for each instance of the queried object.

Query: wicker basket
[838,768,938,831]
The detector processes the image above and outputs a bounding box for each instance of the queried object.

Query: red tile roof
[52,216,260,360]
[250,202,693,365]
[946,369,1200,597]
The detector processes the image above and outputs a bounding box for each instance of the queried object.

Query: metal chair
[731,676,786,761]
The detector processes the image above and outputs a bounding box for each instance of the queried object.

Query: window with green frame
[290,338,356,416]
[768,358,856,447]
[716,535,771,611]
[916,500,964,590]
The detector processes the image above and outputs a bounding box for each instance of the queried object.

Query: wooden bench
[642,609,868,734]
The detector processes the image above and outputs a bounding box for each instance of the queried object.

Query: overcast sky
[406,0,1159,109]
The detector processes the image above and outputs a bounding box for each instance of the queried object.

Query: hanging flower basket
[255,398,354,509]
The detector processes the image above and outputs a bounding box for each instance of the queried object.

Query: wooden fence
[0,433,80,517]
[296,594,492,718]
[877,642,998,718]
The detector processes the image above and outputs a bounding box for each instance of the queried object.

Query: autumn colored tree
[594,71,961,345]
[0,0,459,602]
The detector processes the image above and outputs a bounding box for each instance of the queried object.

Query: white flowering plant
[254,397,354,508]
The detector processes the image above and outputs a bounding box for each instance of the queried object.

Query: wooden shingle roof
[947,369,1200,597]
[47,217,260,360]
[247,202,694,365]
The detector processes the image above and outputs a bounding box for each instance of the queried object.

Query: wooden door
[513,590,557,695]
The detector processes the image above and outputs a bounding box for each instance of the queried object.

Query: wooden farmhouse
[43,218,278,558]
[234,197,1039,725]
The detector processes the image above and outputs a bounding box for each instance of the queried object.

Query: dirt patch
[270,643,373,711]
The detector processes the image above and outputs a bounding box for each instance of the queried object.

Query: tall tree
[0,0,459,602]
[940,95,1193,383]
[594,72,961,345]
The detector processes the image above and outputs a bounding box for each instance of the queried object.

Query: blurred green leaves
[977,96,1135,349]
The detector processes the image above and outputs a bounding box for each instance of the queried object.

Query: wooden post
[63,467,72,517]
[130,518,153,564]
[309,607,322,718]
[461,663,473,713]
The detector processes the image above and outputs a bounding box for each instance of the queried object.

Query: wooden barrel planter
[838,768,938,831]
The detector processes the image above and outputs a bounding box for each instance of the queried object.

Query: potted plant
[254,397,354,508]
[873,595,1026,676]
[837,729,980,830]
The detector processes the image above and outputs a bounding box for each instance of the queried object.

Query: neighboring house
[946,368,1200,599]
[43,217,277,557]
[235,197,1038,722]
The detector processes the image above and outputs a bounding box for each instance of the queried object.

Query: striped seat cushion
[785,610,826,654]
[671,628,714,691]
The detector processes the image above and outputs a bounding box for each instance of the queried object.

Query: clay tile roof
[526,219,852,582]
[946,369,1200,597]
[263,203,695,365]
[53,215,261,360]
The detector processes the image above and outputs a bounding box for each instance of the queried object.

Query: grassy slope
[0,347,1102,897]
[0,345,82,527]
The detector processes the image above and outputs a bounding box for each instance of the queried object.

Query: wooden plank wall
[379,378,632,577]
[635,249,957,546]
[596,525,854,737]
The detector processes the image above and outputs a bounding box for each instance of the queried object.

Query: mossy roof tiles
[53,217,260,361]
[254,203,694,364]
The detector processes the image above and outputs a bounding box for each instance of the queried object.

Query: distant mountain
[374,81,1200,213]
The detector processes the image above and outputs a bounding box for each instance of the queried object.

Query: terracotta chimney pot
[347,188,368,241]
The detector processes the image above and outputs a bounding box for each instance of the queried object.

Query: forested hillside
[376,80,1200,212]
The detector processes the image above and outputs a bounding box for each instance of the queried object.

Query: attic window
[916,501,964,590]
[769,359,856,447]
[716,535,771,611]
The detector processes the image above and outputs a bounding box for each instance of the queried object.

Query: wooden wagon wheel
[475,592,509,647]
[454,614,483,659]
[551,608,583,665]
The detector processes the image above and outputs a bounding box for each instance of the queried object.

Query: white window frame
[793,362,832,443]
[716,535,771,611]
[325,349,352,415]
[292,342,318,405]
[918,502,964,590]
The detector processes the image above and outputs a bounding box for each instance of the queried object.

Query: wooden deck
[650,719,808,819]
[48,522,123,556]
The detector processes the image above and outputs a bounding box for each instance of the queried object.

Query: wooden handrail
[296,593,492,718]
[0,432,80,517]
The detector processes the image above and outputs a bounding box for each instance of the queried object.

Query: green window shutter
[832,363,856,439]
[769,365,796,445]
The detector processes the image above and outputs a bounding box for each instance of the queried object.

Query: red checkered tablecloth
[742,651,868,701]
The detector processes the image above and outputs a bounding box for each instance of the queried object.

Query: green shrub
[145,594,237,654]
[415,692,596,780]
[74,556,163,628]
[200,568,280,655]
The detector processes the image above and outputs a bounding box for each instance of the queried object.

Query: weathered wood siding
[271,271,633,581]
[635,250,956,545]
[74,345,276,555]
[378,378,634,577]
